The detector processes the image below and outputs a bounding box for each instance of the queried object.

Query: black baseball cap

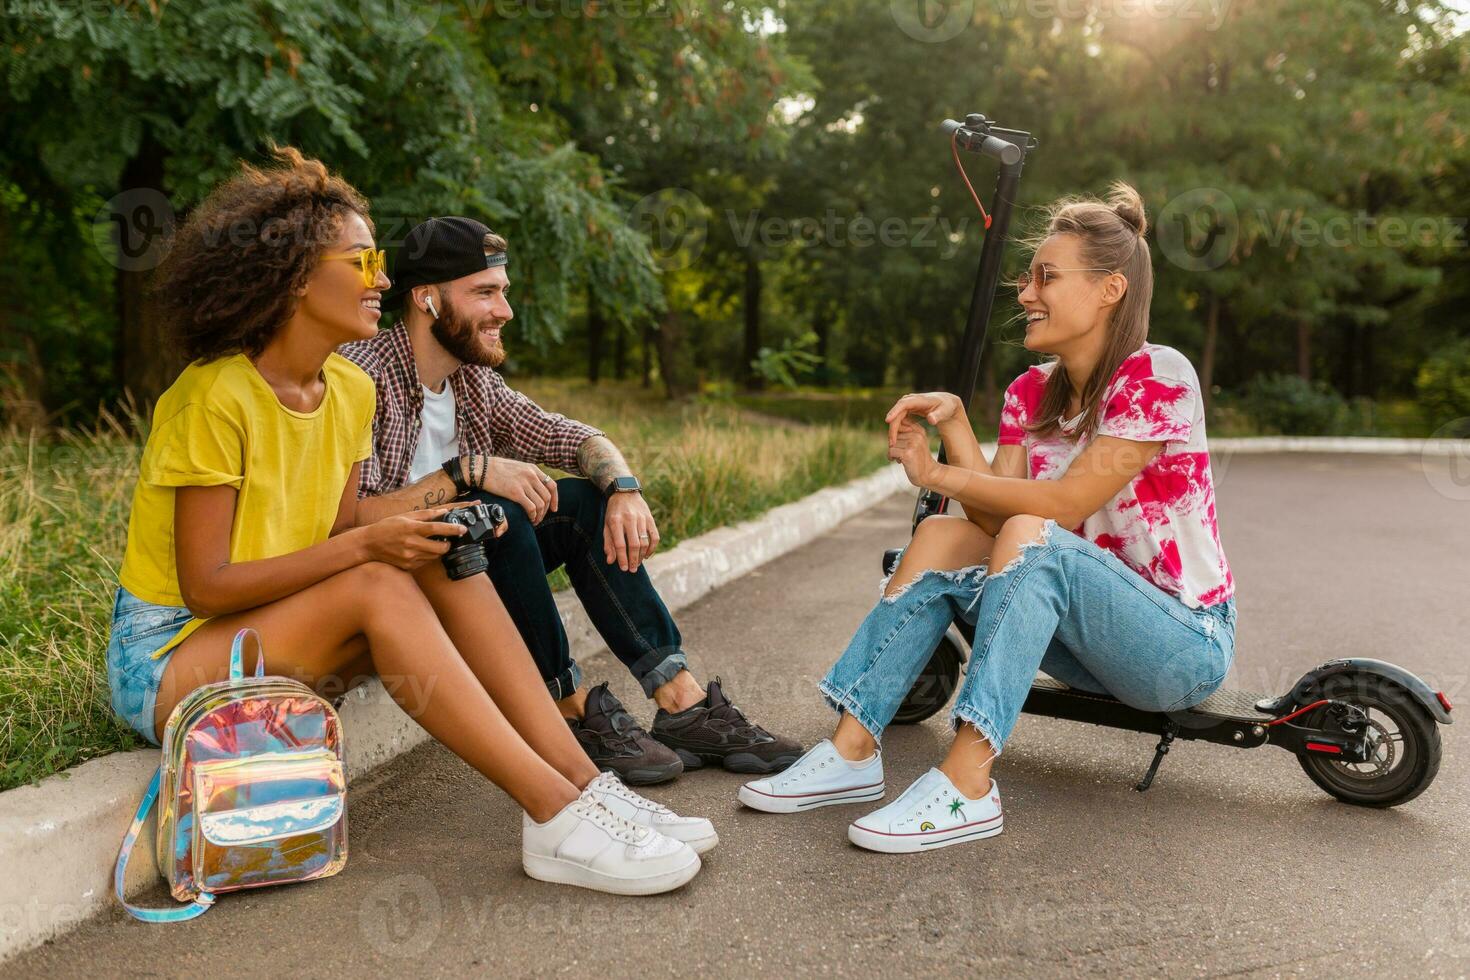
[384,216,507,305]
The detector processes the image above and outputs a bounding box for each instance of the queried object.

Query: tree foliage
[1,0,1466,425]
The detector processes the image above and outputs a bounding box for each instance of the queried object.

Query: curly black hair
[153,145,372,364]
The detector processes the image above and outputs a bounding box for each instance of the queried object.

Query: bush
[1238,374,1349,436]
[1416,340,1470,437]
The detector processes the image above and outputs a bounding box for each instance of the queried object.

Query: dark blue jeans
[468,479,688,701]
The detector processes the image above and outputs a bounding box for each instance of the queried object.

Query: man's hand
[889,417,941,489]
[604,492,660,573]
[479,456,558,524]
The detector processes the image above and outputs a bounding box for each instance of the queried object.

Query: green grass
[0,419,145,789]
[0,381,888,791]
[727,387,905,428]
[1205,396,1438,438]
[732,385,1443,440]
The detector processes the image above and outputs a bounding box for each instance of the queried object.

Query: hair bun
[1106,180,1147,237]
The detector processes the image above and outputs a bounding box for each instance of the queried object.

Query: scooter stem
[915,116,1037,528]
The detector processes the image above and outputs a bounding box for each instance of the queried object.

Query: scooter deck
[1029,676,1275,725]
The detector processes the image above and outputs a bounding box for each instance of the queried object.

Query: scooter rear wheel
[891,634,964,725]
[1296,672,1441,808]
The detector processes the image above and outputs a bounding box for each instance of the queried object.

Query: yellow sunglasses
[323,247,388,287]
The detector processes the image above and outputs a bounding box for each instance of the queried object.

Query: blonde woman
[739,183,1235,854]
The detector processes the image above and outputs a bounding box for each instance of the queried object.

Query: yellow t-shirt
[118,352,375,658]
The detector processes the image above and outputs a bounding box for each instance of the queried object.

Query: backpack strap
[229,628,267,681]
[114,766,215,922]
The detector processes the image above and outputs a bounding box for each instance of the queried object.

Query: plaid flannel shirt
[340,321,603,498]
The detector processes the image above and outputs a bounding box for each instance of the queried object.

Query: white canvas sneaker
[847,768,1002,854]
[585,770,720,854]
[737,739,885,813]
[522,790,701,895]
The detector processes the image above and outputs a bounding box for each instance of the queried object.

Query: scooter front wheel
[1297,672,1442,807]
[891,633,964,725]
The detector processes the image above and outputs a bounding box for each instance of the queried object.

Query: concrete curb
[1207,436,1468,456]
[0,462,910,962]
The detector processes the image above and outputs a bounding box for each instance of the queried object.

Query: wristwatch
[603,475,641,499]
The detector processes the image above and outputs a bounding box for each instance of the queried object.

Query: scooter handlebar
[941,118,1023,166]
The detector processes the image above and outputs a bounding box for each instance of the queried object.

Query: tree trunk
[1,334,48,430]
[640,320,653,388]
[612,318,627,380]
[742,248,763,390]
[586,294,605,383]
[1295,319,1312,381]
[1200,293,1220,407]
[654,310,692,399]
[1361,322,1375,399]
[1339,321,1359,398]
[115,132,178,407]
[812,307,831,386]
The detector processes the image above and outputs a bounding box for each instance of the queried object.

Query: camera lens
[441,539,489,580]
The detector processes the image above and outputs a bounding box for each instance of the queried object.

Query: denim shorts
[105,586,195,745]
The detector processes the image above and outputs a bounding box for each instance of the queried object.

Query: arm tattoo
[356,470,460,525]
[577,435,632,493]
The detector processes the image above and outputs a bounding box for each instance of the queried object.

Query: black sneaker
[650,678,803,775]
[567,683,684,786]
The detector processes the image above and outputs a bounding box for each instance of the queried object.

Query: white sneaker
[847,768,1002,854]
[737,739,885,813]
[522,789,701,895]
[584,770,719,854]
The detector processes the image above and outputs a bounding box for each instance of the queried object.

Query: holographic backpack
[114,628,348,921]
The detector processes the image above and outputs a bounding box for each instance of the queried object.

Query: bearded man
[342,217,801,785]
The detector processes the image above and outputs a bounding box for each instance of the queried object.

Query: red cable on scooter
[1264,699,1330,727]
[952,130,992,229]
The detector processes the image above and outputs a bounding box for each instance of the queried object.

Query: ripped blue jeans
[819,520,1236,754]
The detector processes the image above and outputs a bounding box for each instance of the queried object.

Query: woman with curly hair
[106,146,711,895]
[739,183,1235,854]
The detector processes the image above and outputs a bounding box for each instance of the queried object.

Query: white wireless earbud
[424,296,440,318]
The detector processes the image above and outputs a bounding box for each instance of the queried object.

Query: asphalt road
[12,453,1469,978]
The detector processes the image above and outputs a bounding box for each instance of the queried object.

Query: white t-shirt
[408,381,459,483]
[998,343,1234,609]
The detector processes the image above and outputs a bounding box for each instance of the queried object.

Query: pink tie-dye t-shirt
[997,343,1233,609]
